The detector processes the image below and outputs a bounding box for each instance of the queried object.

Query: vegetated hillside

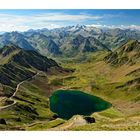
[0,42,140,130]
[45,50,140,130]
[0,44,74,130]
[104,40,140,66]
[105,39,140,97]
[116,68,140,92]
[0,44,59,97]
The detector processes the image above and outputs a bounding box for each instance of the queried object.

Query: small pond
[49,90,111,119]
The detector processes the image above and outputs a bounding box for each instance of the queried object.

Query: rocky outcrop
[0,119,7,125]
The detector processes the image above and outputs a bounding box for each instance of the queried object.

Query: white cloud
[0,13,102,32]
[119,25,140,30]
[0,12,139,32]
[86,24,140,31]
[32,13,102,21]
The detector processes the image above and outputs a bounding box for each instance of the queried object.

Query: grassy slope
[50,51,140,130]
[24,51,140,130]
[0,69,69,130]
[0,51,140,130]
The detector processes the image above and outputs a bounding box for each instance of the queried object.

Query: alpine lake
[49,90,112,119]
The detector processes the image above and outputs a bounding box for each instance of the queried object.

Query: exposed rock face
[0,119,7,125]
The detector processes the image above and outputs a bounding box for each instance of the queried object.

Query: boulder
[52,114,59,119]
[0,119,7,125]
[84,116,95,123]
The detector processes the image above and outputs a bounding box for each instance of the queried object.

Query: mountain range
[0,25,140,56]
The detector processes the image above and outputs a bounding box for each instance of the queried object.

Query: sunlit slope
[0,44,59,97]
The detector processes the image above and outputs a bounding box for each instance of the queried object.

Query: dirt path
[0,72,41,110]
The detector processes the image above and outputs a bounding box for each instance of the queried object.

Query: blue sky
[0,10,139,32]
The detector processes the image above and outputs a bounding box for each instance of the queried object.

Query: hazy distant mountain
[0,25,140,56]
[21,26,110,56]
[0,32,34,50]
[24,25,140,51]
[59,34,110,56]
[27,33,60,55]
[97,28,140,49]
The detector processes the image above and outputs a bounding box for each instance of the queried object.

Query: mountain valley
[0,25,140,130]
